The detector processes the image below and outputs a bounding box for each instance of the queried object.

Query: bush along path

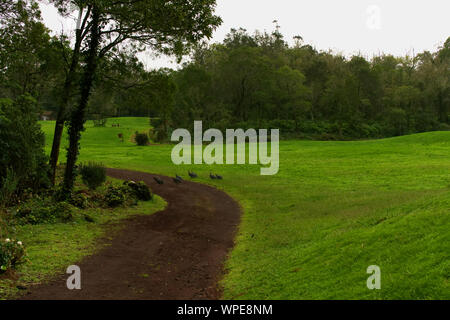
[20,169,241,300]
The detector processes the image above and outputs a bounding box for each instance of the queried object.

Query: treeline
[165,28,449,139]
[2,4,447,142]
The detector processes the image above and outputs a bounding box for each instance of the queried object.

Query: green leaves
[0,95,49,203]
[167,27,448,139]
[0,239,26,274]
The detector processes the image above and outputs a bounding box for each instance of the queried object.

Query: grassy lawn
[37,117,450,299]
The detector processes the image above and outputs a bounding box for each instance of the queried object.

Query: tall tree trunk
[49,28,83,184]
[63,5,100,192]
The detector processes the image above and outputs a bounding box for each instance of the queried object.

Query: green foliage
[134,132,149,146]
[150,118,163,128]
[0,0,64,102]
[103,181,152,208]
[79,162,107,190]
[0,238,26,274]
[0,168,19,206]
[104,186,126,207]
[0,96,50,204]
[167,30,449,139]
[13,198,74,225]
[149,117,171,143]
[124,181,152,201]
[92,118,108,127]
[69,192,89,209]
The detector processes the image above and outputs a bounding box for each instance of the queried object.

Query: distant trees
[89,55,175,118]
[164,28,449,139]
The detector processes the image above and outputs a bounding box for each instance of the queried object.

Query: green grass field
[39,117,450,300]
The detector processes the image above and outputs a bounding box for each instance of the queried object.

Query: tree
[415,40,450,125]
[0,0,59,202]
[0,96,50,204]
[48,1,93,184]
[60,0,222,191]
[0,0,63,102]
[63,2,101,192]
[165,26,448,139]
[88,54,175,118]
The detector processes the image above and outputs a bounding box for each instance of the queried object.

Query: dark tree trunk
[49,28,84,184]
[63,5,100,192]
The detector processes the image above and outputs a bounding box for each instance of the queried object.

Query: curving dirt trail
[20,168,241,300]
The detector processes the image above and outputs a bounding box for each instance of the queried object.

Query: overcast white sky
[40,0,450,70]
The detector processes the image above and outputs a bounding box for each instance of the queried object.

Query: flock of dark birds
[153,171,223,185]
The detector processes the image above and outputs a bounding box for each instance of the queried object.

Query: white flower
[5,238,10,243]
[17,241,22,246]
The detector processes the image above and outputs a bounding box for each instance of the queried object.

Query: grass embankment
[37,117,449,299]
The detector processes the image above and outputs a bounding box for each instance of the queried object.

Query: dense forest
[169,29,449,139]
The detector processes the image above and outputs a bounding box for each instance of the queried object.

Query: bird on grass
[210,173,217,180]
[153,176,164,185]
[173,176,182,184]
[215,174,223,180]
[188,171,198,178]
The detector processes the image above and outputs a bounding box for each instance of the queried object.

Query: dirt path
[21,168,241,300]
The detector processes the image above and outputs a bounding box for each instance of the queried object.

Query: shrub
[267,119,296,133]
[69,192,89,209]
[359,123,381,138]
[135,132,149,146]
[0,214,8,242]
[298,120,328,135]
[148,128,156,142]
[124,181,152,201]
[0,238,25,274]
[54,202,75,222]
[150,118,163,128]
[92,118,108,127]
[317,133,339,141]
[105,186,126,207]
[79,162,107,190]
[149,118,171,142]
[437,122,450,131]
[0,168,18,206]
[155,129,169,142]
[13,198,74,225]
